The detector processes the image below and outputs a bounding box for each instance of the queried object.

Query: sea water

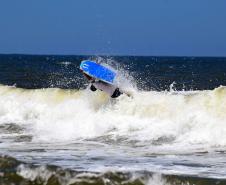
[0,54,226,185]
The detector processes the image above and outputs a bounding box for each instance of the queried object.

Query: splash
[87,56,137,92]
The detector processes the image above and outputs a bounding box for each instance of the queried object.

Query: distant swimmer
[80,60,128,98]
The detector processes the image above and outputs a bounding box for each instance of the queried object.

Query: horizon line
[0,53,226,58]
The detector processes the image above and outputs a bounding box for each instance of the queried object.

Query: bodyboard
[80,60,116,84]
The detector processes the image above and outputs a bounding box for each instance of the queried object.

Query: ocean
[0,54,226,185]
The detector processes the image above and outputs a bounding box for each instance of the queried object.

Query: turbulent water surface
[0,54,226,185]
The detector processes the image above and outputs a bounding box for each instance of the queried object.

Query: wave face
[1,85,226,180]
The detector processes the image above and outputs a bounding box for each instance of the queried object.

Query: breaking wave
[0,84,226,152]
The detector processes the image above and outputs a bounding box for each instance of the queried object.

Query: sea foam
[0,85,226,153]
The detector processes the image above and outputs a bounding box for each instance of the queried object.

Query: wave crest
[0,85,226,151]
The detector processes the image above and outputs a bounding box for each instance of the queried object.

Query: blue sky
[0,0,225,56]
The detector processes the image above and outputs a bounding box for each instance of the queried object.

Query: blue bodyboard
[80,60,116,84]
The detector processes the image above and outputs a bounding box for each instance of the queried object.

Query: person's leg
[111,88,122,98]
[90,84,97,91]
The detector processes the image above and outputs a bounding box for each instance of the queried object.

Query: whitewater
[1,84,226,180]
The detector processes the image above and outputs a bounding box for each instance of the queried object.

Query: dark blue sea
[0,54,226,185]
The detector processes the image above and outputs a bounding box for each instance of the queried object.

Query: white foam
[17,164,170,185]
[1,85,226,152]
[146,174,169,185]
